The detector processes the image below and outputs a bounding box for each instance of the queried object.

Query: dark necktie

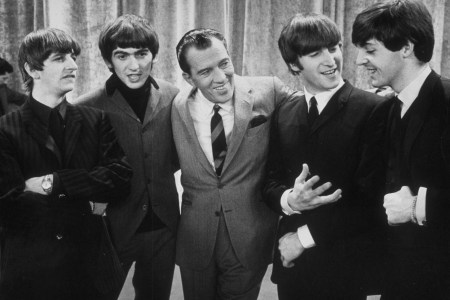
[211,104,227,176]
[49,109,64,150]
[308,96,319,126]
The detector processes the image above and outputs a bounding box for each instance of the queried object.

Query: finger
[295,164,310,184]
[320,189,342,203]
[303,175,320,190]
[282,259,295,268]
[311,181,332,196]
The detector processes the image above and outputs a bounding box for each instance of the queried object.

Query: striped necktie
[211,104,227,176]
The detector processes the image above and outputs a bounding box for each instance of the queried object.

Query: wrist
[411,195,418,224]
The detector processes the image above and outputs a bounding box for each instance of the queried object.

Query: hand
[24,176,46,195]
[279,232,305,268]
[90,202,108,216]
[287,164,342,212]
[383,186,415,225]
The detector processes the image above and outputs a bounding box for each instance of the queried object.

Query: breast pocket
[246,121,270,138]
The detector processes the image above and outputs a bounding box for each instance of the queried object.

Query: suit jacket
[0,101,132,299]
[74,76,180,251]
[0,85,27,116]
[172,75,294,270]
[381,71,450,296]
[263,81,386,295]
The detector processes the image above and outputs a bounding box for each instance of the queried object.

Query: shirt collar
[193,89,234,115]
[397,65,431,112]
[29,96,67,125]
[304,79,345,113]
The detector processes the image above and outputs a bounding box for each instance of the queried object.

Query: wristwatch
[41,174,53,195]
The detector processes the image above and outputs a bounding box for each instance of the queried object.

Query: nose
[355,49,366,66]
[128,56,139,70]
[322,49,335,66]
[212,68,227,83]
[66,56,78,70]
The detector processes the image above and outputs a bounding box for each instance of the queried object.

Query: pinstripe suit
[0,100,132,300]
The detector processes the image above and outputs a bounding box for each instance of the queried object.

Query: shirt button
[217,183,224,189]
[56,234,63,240]
[58,194,66,199]
[142,204,148,211]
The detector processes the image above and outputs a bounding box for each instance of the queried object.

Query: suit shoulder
[347,84,385,107]
[154,78,179,94]
[72,86,106,107]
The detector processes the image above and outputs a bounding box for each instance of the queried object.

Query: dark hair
[18,28,81,92]
[0,57,13,75]
[278,13,341,75]
[352,0,434,63]
[176,28,228,74]
[99,14,159,69]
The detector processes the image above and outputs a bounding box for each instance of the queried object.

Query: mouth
[213,82,229,91]
[127,74,142,82]
[62,74,76,79]
[321,68,338,76]
[366,67,377,74]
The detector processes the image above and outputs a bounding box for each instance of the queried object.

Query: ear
[24,62,39,79]
[401,41,415,58]
[104,58,113,70]
[182,72,195,87]
[290,63,301,73]
[152,55,158,64]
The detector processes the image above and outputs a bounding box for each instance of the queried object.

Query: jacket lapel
[402,71,439,163]
[309,82,350,134]
[64,104,83,165]
[177,87,217,176]
[109,90,139,121]
[22,102,62,164]
[221,76,253,175]
[143,85,161,128]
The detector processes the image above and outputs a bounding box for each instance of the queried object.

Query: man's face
[34,52,78,96]
[106,47,154,89]
[356,39,403,91]
[297,43,343,94]
[0,73,11,86]
[183,38,235,104]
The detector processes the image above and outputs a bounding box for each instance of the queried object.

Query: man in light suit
[353,1,450,298]
[0,28,131,300]
[263,13,386,299]
[172,28,295,300]
[74,15,179,300]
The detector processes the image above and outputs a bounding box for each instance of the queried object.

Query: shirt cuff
[281,189,300,215]
[416,187,427,226]
[297,225,316,249]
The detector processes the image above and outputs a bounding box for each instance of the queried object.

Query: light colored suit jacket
[73,76,180,251]
[172,75,293,270]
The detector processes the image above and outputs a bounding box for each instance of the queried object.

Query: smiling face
[295,43,343,94]
[182,38,235,104]
[356,39,404,91]
[106,47,154,89]
[32,52,78,97]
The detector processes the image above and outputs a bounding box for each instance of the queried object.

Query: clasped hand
[279,232,304,268]
[383,186,415,225]
[287,164,342,212]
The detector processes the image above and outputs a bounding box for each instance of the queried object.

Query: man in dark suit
[172,28,296,300]
[263,13,385,299]
[353,1,450,299]
[74,14,180,300]
[0,28,132,300]
[0,57,27,116]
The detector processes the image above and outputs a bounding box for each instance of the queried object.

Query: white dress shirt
[280,79,345,248]
[188,90,234,170]
[396,65,432,225]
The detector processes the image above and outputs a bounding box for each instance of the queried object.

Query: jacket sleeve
[55,112,132,203]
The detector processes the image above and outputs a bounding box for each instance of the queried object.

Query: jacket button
[217,183,224,189]
[58,194,66,199]
[215,211,220,217]
[56,234,63,240]
[142,204,148,211]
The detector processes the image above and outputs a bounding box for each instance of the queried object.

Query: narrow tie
[308,96,319,126]
[211,104,227,176]
[49,109,65,150]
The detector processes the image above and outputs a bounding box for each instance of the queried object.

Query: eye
[116,54,127,60]
[329,46,338,53]
[137,51,148,58]
[219,61,229,68]
[308,51,319,57]
[71,55,77,61]
[199,70,210,76]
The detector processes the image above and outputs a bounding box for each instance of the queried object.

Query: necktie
[308,96,319,126]
[49,109,64,150]
[211,104,227,176]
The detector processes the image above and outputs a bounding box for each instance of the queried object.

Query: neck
[391,62,428,93]
[31,88,66,108]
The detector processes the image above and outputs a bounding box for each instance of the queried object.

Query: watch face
[42,181,52,189]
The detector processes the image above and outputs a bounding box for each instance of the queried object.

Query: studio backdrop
[1,0,449,98]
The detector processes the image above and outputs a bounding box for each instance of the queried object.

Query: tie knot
[310,97,317,107]
[213,104,221,113]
